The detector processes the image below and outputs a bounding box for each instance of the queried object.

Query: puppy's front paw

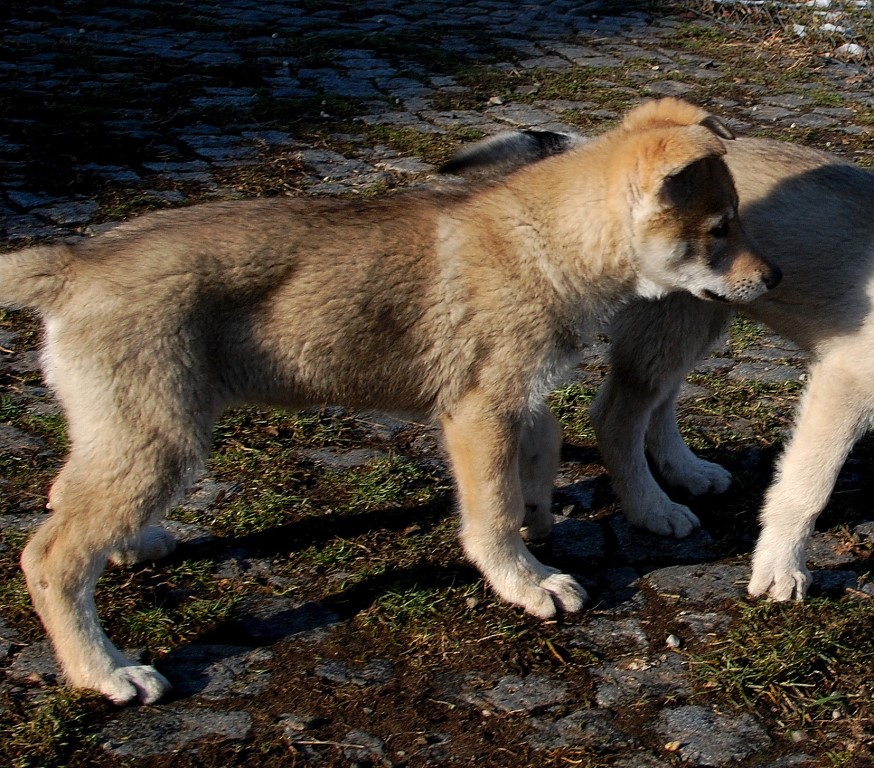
[479,550,588,619]
[540,572,587,614]
[668,457,732,496]
[101,664,172,705]
[507,565,588,619]
[627,499,700,539]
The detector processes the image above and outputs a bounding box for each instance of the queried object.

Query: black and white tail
[440,129,583,178]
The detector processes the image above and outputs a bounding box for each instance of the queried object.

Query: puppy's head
[616,99,780,303]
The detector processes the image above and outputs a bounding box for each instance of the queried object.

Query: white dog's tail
[440,130,584,178]
[0,244,73,312]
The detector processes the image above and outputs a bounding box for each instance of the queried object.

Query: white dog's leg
[646,384,733,496]
[749,355,871,600]
[441,397,586,618]
[593,296,732,538]
[592,375,700,537]
[519,403,562,541]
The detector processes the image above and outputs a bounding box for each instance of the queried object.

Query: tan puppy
[1,98,778,705]
[443,112,874,605]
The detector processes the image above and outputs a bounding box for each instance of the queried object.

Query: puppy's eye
[710,222,729,238]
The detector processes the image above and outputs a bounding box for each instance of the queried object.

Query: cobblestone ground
[1,2,872,767]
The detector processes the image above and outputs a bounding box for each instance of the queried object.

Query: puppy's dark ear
[652,125,727,207]
[700,114,735,140]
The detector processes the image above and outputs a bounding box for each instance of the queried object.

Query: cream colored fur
[1,99,778,704]
[590,139,874,600]
[444,120,874,603]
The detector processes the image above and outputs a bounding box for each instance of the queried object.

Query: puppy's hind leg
[749,351,873,601]
[21,425,208,705]
[109,526,177,567]
[519,403,562,542]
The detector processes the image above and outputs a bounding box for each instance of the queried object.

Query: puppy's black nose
[764,264,782,290]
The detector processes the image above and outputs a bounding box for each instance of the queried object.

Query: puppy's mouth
[703,289,730,303]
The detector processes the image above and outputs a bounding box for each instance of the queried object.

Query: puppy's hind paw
[500,569,588,619]
[110,526,177,566]
[101,665,172,706]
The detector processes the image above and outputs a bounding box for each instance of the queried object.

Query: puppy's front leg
[519,403,562,542]
[440,399,586,618]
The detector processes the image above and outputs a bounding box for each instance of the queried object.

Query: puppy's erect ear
[630,124,726,199]
[622,98,735,141]
[656,126,730,207]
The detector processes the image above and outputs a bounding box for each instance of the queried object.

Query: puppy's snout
[763,264,782,290]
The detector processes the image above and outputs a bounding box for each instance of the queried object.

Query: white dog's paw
[748,533,811,601]
[100,664,172,705]
[627,499,701,539]
[748,559,810,601]
[660,456,732,496]
[110,526,177,566]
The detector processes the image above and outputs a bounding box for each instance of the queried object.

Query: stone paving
[1,1,873,767]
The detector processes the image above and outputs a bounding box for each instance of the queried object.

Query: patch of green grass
[213,405,359,453]
[96,190,175,221]
[365,124,485,166]
[0,689,104,768]
[728,316,767,356]
[670,21,734,48]
[0,394,25,422]
[689,599,874,727]
[367,582,478,627]
[24,412,68,449]
[361,581,600,676]
[97,559,237,654]
[325,456,443,513]
[548,381,599,442]
[207,488,313,538]
[806,88,846,109]
[679,374,801,450]
[0,555,37,632]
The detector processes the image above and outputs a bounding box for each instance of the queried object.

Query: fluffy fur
[2,99,778,704]
[444,112,874,603]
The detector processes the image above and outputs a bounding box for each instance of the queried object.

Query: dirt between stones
[1,1,873,766]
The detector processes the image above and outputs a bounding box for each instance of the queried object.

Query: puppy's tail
[440,129,584,178]
[0,244,73,312]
